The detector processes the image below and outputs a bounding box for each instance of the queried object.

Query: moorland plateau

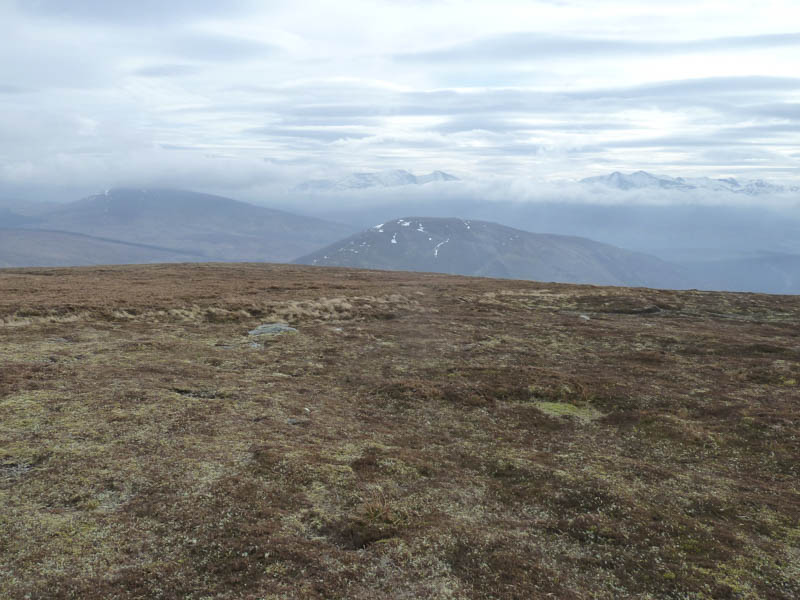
[1,263,798,598]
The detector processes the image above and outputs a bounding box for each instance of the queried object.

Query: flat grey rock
[248,323,297,337]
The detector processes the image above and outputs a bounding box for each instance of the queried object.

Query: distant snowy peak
[339,170,417,189]
[416,170,460,184]
[581,171,799,195]
[582,171,693,191]
[294,169,459,193]
[295,216,688,289]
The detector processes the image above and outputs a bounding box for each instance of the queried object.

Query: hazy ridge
[2,175,799,293]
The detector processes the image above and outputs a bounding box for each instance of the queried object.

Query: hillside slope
[29,188,355,262]
[0,208,38,228]
[296,217,688,288]
[679,253,800,295]
[0,229,203,267]
[1,263,797,599]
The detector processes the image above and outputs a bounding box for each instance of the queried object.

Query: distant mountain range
[9,188,354,264]
[2,180,798,294]
[296,217,687,288]
[581,170,800,195]
[294,169,459,193]
[0,208,38,228]
[294,168,797,196]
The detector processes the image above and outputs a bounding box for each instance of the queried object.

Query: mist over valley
[3,172,797,293]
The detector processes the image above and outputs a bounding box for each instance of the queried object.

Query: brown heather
[1,262,798,599]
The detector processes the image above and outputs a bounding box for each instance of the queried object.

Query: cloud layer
[1,0,799,201]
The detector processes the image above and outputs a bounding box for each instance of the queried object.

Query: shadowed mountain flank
[28,188,355,262]
[0,229,204,267]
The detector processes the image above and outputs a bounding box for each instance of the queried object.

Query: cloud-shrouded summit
[294,170,458,193]
[1,0,799,201]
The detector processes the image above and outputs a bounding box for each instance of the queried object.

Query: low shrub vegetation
[1,263,798,598]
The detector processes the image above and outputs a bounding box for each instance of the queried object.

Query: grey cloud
[367,137,450,150]
[533,122,634,132]
[286,104,406,118]
[278,78,800,125]
[134,69,800,181]
[161,102,278,115]
[0,36,111,90]
[432,117,529,134]
[396,32,800,63]
[577,76,800,99]
[133,64,199,78]
[738,103,800,120]
[432,117,633,134]
[2,2,798,200]
[244,126,371,142]
[159,76,799,173]
[277,115,383,127]
[716,123,800,138]
[182,84,558,121]
[160,144,198,151]
[584,135,797,150]
[615,121,800,147]
[464,143,544,157]
[272,177,800,237]
[167,33,279,61]
[16,0,249,25]
[283,91,552,119]
[0,84,31,93]
[696,147,785,162]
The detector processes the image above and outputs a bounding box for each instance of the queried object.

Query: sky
[1,0,799,202]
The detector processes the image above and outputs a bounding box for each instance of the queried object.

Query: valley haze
[2,174,798,294]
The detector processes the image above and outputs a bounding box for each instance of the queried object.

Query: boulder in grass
[248,323,297,337]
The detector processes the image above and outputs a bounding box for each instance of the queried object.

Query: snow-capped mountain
[581,171,800,195]
[294,169,459,193]
[295,216,687,288]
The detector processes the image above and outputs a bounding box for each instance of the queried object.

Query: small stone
[286,418,310,426]
[248,323,297,337]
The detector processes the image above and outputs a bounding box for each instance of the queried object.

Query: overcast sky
[1,0,799,201]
